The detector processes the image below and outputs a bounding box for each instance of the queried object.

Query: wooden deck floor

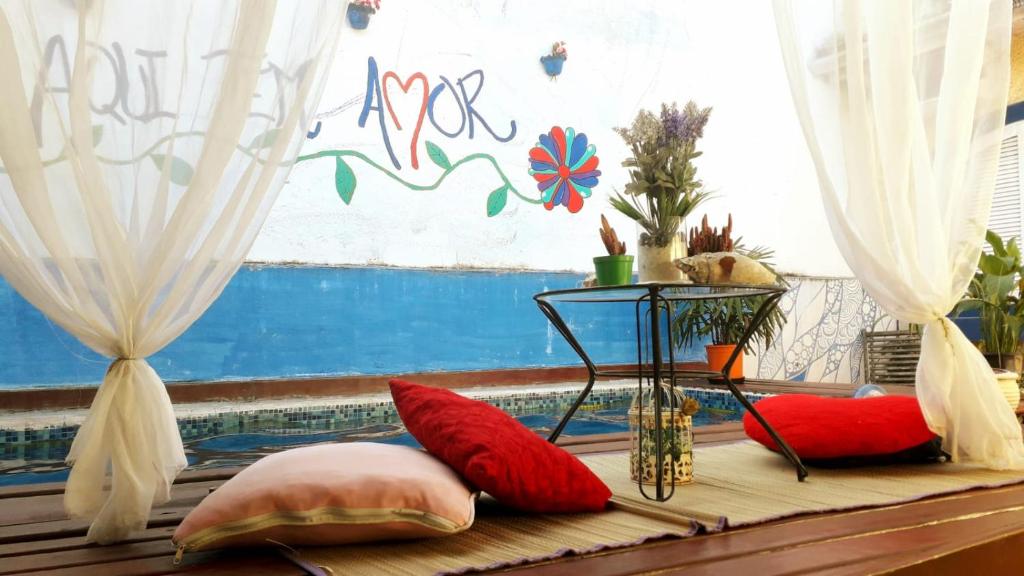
[3,380,1024,575]
[4,421,1024,576]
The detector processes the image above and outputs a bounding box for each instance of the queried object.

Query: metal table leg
[636,289,680,502]
[720,373,807,481]
[721,292,808,481]
[535,285,807,484]
[536,299,599,443]
[547,374,595,443]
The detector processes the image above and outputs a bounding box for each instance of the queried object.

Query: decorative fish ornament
[674,252,778,286]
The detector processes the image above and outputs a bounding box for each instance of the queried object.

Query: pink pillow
[172,443,475,553]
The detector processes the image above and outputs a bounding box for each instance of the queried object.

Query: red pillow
[743,394,942,464]
[389,379,611,513]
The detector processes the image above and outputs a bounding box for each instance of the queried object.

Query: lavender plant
[609,101,713,247]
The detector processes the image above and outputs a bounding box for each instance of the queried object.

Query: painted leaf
[335,157,356,204]
[425,141,452,170]
[486,185,508,217]
[249,128,281,150]
[149,153,194,186]
[92,125,103,146]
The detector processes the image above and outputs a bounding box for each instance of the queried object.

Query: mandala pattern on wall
[749,277,898,384]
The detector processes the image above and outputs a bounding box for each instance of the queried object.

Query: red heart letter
[381,71,430,170]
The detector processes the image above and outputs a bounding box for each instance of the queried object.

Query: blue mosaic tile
[0,384,771,455]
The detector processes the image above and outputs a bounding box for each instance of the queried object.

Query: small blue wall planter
[540,55,565,78]
[347,4,372,29]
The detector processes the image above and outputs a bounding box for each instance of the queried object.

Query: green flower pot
[593,255,635,286]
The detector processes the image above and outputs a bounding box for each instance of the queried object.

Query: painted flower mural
[528,126,600,213]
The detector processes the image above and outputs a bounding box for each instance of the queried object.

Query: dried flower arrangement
[548,41,568,60]
[351,0,381,12]
[609,101,713,248]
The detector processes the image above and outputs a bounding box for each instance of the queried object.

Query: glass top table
[534,281,807,500]
[535,283,786,303]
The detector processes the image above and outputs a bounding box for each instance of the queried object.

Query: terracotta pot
[706,343,743,382]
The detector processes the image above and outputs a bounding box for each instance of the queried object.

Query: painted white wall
[249,0,852,277]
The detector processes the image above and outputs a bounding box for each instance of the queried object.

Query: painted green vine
[3,128,538,217]
[295,140,539,217]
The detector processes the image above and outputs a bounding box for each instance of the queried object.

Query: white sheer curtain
[0,0,342,542]
[774,0,1024,469]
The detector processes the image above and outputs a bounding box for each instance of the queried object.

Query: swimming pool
[0,384,764,486]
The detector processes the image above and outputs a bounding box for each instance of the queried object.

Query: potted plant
[593,215,633,286]
[673,295,784,383]
[347,0,380,30]
[540,41,567,78]
[687,213,734,254]
[609,101,713,282]
[952,230,1024,373]
[672,215,785,381]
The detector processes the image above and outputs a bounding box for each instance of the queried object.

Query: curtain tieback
[106,358,141,375]
[931,316,952,339]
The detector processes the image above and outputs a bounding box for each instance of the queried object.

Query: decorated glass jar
[628,381,697,486]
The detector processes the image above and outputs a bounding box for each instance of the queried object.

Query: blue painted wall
[952,315,981,343]
[0,266,702,389]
